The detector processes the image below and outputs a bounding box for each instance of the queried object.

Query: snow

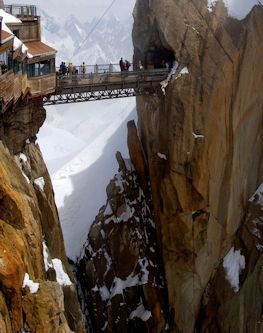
[1,21,12,34]
[99,285,111,301]
[22,273,39,294]
[101,322,108,331]
[38,98,136,260]
[207,0,262,19]
[160,61,178,95]
[21,44,28,53]
[22,171,30,184]
[104,202,113,216]
[42,242,53,271]
[223,247,245,292]
[192,132,205,139]
[116,205,135,223]
[157,152,167,160]
[110,258,149,298]
[129,303,152,322]
[42,243,72,285]
[0,9,22,24]
[13,36,23,51]
[249,183,263,206]
[180,67,189,75]
[52,258,72,286]
[19,153,27,163]
[34,177,45,191]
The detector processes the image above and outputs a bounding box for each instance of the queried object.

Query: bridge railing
[56,63,135,75]
[56,68,169,83]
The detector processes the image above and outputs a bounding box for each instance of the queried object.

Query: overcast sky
[5,0,136,22]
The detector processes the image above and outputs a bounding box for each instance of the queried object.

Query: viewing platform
[4,4,37,19]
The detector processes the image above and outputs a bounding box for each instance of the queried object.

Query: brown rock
[0,101,85,333]
[77,152,165,332]
[133,0,263,331]
[127,120,148,194]
[22,281,73,333]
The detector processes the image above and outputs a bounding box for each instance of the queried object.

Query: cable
[70,0,117,60]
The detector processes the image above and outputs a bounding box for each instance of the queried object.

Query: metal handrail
[56,68,169,82]
[56,63,135,75]
[4,5,37,18]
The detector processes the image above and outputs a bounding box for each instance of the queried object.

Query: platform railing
[4,5,37,18]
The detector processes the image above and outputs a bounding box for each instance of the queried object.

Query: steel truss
[43,88,153,105]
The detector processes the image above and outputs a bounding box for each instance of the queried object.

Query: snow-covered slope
[38,99,136,259]
[37,7,136,260]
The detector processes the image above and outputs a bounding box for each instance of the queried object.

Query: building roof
[1,29,13,44]
[0,8,22,24]
[24,41,56,58]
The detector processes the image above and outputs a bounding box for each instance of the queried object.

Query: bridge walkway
[43,68,169,105]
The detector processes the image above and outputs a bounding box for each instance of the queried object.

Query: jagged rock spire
[0,0,4,10]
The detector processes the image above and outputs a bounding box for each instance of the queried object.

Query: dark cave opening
[145,46,175,69]
[134,46,175,70]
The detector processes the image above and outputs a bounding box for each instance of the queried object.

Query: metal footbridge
[43,66,169,105]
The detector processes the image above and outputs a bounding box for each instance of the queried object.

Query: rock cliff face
[132,0,263,332]
[77,122,167,332]
[0,101,85,333]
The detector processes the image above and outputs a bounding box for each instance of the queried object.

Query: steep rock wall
[77,123,167,333]
[0,101,85,333]
[133,0,263,332]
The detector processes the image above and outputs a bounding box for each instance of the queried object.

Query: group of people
[119,58,131,71]
[58,61,86,76]
[57,59,134,77]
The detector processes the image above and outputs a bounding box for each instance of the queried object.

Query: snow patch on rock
[34,177,45,191]
[52,259,72,286]
[129,303,152,322]
[223,247,245,292]
[22,273,39,294]
[157,152,167,160]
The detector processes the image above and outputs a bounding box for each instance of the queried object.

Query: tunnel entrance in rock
[144,46,175,69]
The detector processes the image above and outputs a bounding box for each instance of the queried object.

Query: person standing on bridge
[125,60,131,71]
[119,58,125,72]
[81,62,86,78]
[67,62,74,76]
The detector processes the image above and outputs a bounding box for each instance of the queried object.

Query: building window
[13,59,22,74]
[0,52,8,74]
[27,59,55,77]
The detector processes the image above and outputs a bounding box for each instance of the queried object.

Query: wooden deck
[0,70,28,113]
[43,69,169,105]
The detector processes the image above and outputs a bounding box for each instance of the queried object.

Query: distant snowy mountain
[39,9,133,66]
[38,8,136,260]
